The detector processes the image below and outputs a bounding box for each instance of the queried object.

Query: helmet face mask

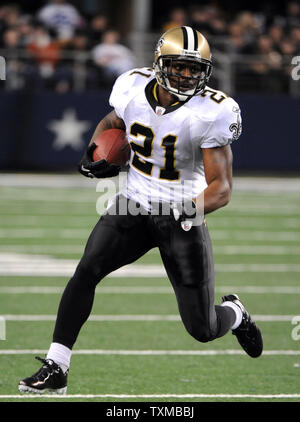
[156,56,212,100]
[153,27,212,101]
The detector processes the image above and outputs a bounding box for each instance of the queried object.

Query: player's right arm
[78,110,126,179]
[88,110,126,146]
[78,68,147,179]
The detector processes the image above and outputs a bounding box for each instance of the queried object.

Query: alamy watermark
[291,56,300,81]
[0,316,6,340]
[291,316,300,341]
[0,56,6,81]
[95,176,205,228]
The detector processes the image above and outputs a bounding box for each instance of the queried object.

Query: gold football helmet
[153,26,212,101]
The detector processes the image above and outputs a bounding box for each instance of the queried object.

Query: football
[92,128,131,167]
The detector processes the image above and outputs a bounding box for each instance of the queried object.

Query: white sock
[46,342,72,374]
[221,301,243,330]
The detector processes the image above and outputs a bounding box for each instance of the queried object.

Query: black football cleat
[222,294,263,358]
[18,356,68,394]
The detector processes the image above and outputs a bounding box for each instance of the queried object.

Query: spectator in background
[280,36,297,88]
[227,22,248,54]
[1,27,30,90]
[250,35,284,93]
[50,29,92,93]
[27,25,61,78]
[69,29,99,90]
[280,37,296,56]
[268,24,284,51]
[1,27,21,49]
[201,5,227,36]
[162,8,187,33]
[209,15,228,37]
[37,0,83,40]
[92,30,136,84]
[0,2,297,94]
[268,25,294,85]
[2,4,21,28]
[0,7,6,38]
[70,29,90,52]
[235,11,262,45]
[290,26,300,53]
[17,16,36,47]
[88,14,108,47]
[0,5,20,39]
[189,5,214,37]
[285,1,300,31]
[227,22,253,92]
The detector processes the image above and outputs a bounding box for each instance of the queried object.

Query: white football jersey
[109,67,242,210]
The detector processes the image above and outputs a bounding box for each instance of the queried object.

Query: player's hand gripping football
[78,143,120,178]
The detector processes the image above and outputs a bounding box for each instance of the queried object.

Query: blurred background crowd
[0,0,299,95]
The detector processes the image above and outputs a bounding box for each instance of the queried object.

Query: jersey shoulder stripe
[109,67,154,119]
[186,85,240,122]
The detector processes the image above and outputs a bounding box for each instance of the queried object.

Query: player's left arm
[196,144,233,214]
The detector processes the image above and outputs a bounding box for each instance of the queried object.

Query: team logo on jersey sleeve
[229,113,242,142]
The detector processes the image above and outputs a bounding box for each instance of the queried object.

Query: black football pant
[53,196,235,349]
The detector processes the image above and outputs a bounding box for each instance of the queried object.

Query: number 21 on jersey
[129,122,180,181]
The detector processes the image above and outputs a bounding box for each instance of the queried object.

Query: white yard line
[1,254,300,277]
[0,245,85,254]
[213,245,300,255]
[233,177,300,193]
[1,216,300,230]
[2,244,300,255]
[0,285,300,294]
[0,393,300,399]
[2,198,300,214]
[215,264,300,272]
[0,349,299,356]
[2,203,300,216]
[211,231,300,241]
[0,229,90,238]
[1,208,299,217]
[0,173,124,188]
[0,174,99,189]
[0,228,299,241]
[1,314,295,322]
[222,205,300,215]
[2,264,300,277]
[0,194,97,203]
[208,218,300,229]
[0,216,93,225]
[1,174,300,193]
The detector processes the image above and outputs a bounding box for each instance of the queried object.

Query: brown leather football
[92,129,130,167]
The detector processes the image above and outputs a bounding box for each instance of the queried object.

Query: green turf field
[0,174,300,402]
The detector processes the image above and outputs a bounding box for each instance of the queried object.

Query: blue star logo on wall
[48,109,91,151]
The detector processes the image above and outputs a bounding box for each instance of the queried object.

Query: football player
[19,26,262,394]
